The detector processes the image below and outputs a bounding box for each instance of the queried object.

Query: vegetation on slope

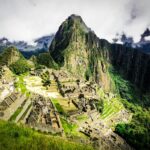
[37,52,59,69]
[51,98,68,117]
[60,118,78,136]
[0,46,31,75]
[0,46,23,66]
[109,67,150,150]
[14,74,30,97]
[10,59,31,75]
[0,120,94,150]
[40,71,51,87]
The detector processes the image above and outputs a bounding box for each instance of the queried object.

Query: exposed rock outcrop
[109,44,150,93]
[49,14,112,91]
[49,14,150,93]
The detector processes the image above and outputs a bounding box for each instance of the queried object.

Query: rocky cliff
[109,44,150,93]
[49,14,150,93]
[49,14,112,91]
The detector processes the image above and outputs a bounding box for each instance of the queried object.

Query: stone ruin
[0,92,18,117]
[26,94,62,133]
[53,73,99,113]
[79,115,132,150]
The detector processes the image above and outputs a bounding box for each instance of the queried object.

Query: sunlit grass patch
[0,120,94,150]
[100,98,124,120]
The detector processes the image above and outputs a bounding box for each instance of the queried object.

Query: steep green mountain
[50,14,112,91]
[0,15,149,150]
[0,46,31,75]
[49,14,150,94]
[110,44,150,93]
[36,52,59,69]
[0,46,24,66]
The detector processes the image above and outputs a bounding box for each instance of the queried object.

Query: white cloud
[0,0,149,43]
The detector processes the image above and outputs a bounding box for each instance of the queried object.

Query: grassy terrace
[51,98,87,138]
[9,107,23,121]
[51,98,77,115]
[60,118,78,135]
[60,117,87,139]
[97,88,125,121]
[0,120,94,150]
[14,73,30,97]
[76,114,88,121]
[100,97,124,120]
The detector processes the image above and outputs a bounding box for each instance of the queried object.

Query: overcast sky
[0,0,150,43]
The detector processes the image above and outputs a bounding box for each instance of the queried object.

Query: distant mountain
[0,46,24,66]
[112,28,150,54]
[135,28,150,53]
[0,34,54,58]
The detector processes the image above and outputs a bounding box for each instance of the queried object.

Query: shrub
[10,59,31,75]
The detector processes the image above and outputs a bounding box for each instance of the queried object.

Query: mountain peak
[49,14,103,82]
[67,14,84,23]
[49,14,92,67]
[64,14,90,33]
[0,46,23,66]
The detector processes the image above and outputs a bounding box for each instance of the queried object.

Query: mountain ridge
[49,14,150,93]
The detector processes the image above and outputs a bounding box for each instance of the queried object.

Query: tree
[41,71,51,88]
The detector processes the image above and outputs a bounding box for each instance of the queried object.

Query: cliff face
[49,15,112,91]
[49,14,150,93]
[109,44,150,93]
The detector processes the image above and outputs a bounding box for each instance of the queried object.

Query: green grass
[109,67,145,106]
[19,103,32,121]
[14,73,30,97]
[0,120,94,150]
[100,98,124,119]
[97,88,124,120]
[60,117,78,136]
[9,107,23,121]
[108,67,150,150]
[51,98,67,116]
[76,114,88,121]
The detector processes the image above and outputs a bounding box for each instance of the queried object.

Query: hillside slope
[0,120,94,150]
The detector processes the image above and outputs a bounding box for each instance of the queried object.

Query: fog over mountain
[0,0,150,43]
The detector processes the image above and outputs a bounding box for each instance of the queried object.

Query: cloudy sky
[0,0,150,43]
